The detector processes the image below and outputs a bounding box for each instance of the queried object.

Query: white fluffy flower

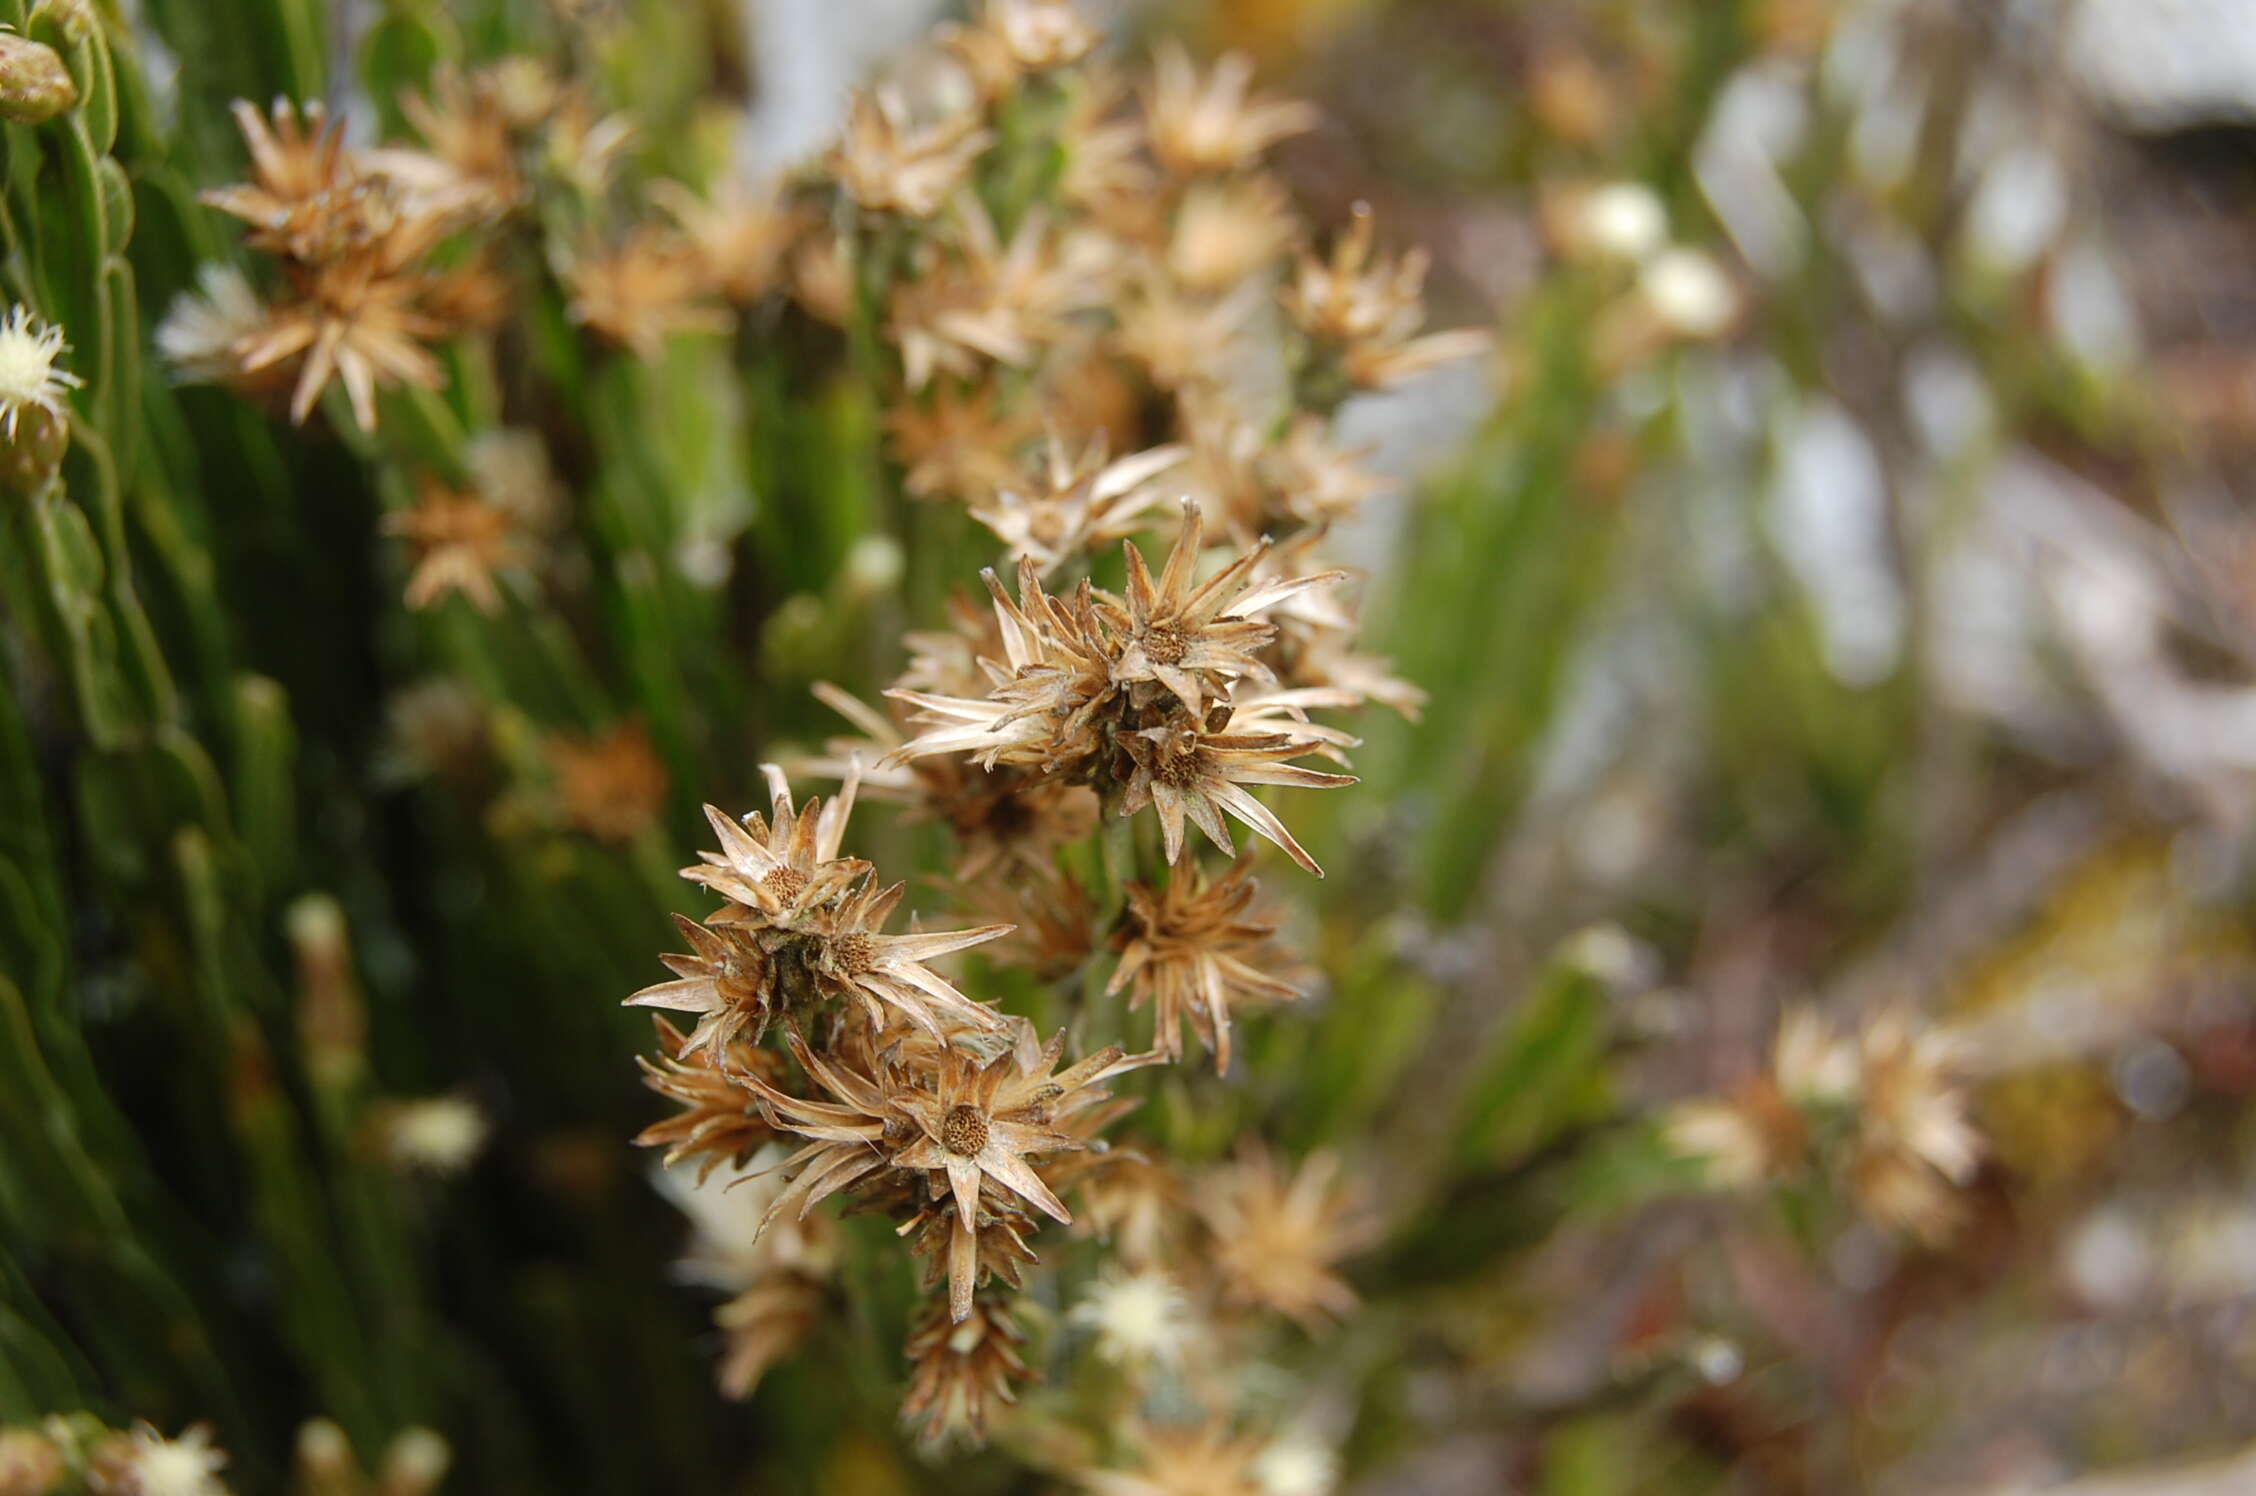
[1254,1434,1338,1496]
[0,304,81,436]
[1068,1267,1196,1366]
[125,1423,229,1496]
[155,263,265,385]
[381,1095,490,1174]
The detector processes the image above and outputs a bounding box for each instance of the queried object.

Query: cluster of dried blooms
[606,0,1480,1458]
[0,1413,446,1496]
[164,0,1483,1467]
[1665,1006,1987,1244]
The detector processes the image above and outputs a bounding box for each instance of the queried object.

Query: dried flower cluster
[149,0,1479,1471]
[596,0,1480,1456]
[178,98,495,430]
[1666,1005,1987,1243]
[0,1413,446,1496]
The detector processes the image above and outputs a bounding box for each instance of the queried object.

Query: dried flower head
[1663,1080,1808,1192]
[1852,1008,1982,1242]
[629,765,1011,1051]
[1100,501,1345,720]
[381,477,523,613]
[395,65,531,212]
[748,1023,1140,1320]
[885,559,1122,774]
[546,718,668,844]
[1168,175,1300,293]
[563,228,732,359]
[968,436,1186,576]
[1199,1146,1371,1329]
[901,1294,1034,1448]
[828,88,992,219]
[235,242,452,429]
[651,176,802,305]
[1283,207,1490,391]
[887,382,1043,503]
[1142,45,1315,177]
[203,98,375,260]
[657,1149,838,1399]
[945,0,1099,98]
[889,203,1106,390]
[1112,273,1265,394]
[1080,1420,1269,1496]
[1110,859,1301,1073]
[1117,714,1355,877]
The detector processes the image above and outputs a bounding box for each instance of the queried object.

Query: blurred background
[9,0,2256,1492]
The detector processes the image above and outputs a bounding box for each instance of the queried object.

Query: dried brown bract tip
[633,1017,780,1181]
[1109,858,1301,1074]
[1142,44,1316,177]
[237,243,452,430]
[828,87,992,219]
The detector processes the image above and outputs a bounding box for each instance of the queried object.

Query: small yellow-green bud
[0,401,69,496]
[0,32,76,125]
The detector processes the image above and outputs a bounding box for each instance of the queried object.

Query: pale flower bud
[0,32,76,125]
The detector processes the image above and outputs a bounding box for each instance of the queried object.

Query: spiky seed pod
[1109,859,1302,1073]
[900,1294,1034,1449]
